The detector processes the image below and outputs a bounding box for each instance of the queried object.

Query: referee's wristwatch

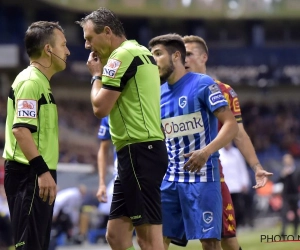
[91,75,102,85]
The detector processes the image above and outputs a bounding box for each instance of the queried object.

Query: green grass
[168,225,300,250]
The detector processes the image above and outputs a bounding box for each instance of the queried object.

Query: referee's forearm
[91,78,102,104]
[90,80,108,118]
[12,127,40,161]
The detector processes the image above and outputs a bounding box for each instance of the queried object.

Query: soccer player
[2,21,70,250]
[95,116,118,243]
[149,34,239,250]
[76,8,168,250]
[96,116,117,216]
[182,35,273,250]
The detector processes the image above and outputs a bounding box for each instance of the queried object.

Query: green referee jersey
[3,66,59,170]
[102,40,164,151]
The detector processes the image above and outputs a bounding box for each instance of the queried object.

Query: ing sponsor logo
[103,58,121,78]
[22,101,34,109]
[17,99,37,118]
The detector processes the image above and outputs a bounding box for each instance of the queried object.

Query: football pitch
[169,225,300,250]
[58,224,300,250]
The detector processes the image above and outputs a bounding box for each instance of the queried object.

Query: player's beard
[160,59,175,83]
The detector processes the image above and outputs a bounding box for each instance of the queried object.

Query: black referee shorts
[4,160,56,250]
[109,140,168,226]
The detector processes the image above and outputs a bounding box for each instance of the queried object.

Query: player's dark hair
[183,35,209,56]
[25,21,64,59]
[148,33,186,65]
[76,7,125,37]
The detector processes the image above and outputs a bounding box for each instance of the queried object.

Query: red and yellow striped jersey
[215,79,242,125]
[215,80,242,181]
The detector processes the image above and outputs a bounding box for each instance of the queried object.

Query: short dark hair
[76,7,125,37]
[182,35,209,55]
[25,21,64,59]
[148,33,186,65]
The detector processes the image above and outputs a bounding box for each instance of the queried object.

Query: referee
[2,21,70,250]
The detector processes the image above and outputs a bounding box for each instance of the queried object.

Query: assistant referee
[2,21,70,250]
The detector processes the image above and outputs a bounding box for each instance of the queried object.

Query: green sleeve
[102,48,134,91]
[13,80,40,130]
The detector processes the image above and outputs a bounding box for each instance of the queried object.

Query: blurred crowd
[241,100,300,163]
[56,99,99,165]
[1,96,300,166]
[207,64,300,87]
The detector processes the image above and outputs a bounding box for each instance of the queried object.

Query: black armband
[29,155,49,176]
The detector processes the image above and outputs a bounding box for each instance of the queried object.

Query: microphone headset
[48,49,66,63]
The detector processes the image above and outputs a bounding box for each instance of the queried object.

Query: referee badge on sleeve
[103,59,121,78]
[17,99,37,118]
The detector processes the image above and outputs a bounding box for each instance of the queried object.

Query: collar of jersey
[167,72,193,89]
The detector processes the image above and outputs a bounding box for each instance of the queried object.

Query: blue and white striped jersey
[98,116,118,176]
[161,72,228,183]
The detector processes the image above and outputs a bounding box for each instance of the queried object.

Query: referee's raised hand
[38,172,57,205]
[86,51,103,77]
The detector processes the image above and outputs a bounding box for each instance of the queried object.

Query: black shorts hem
[108,215,162,226]
[134,220,162,227]
[108,214,125,221]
